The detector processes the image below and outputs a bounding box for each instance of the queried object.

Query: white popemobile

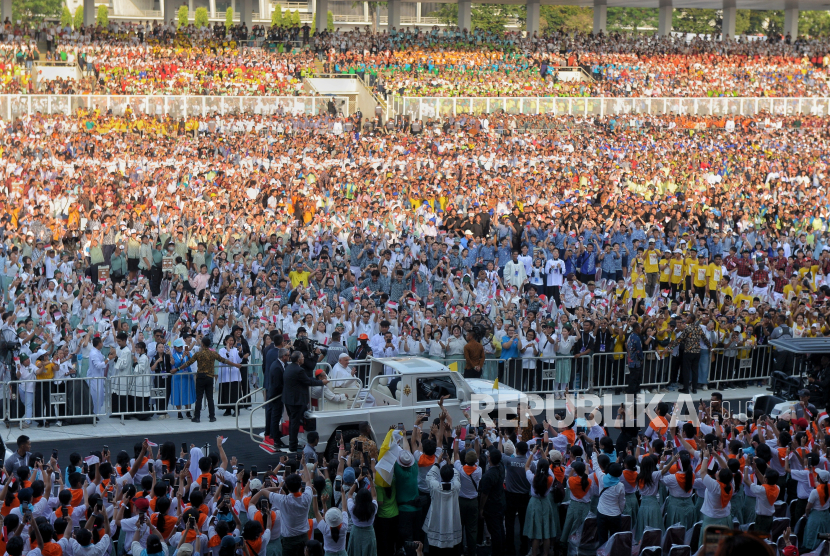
[244,357,528,459]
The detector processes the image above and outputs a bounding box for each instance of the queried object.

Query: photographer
[293,328,325,374]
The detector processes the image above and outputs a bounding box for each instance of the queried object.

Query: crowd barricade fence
[390,96,830,120]
[1,94,351,119]
[3,376,108,426]
[0,347,779,425]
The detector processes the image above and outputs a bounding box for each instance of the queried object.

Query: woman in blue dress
[169,337,196,420]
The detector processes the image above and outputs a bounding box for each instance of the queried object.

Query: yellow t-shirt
[783,284,802,302]
[691,263,708,288]
[733,293,754,309]
[670,258,685,284]
[288,270,311,288]
[644,249,661,273]
[631,272,647,299]
[706,263,723,290]
[659,259,671,283]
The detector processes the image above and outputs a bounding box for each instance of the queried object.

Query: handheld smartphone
[335,431,342,443]
[363,451,370,466]
[251,465,258,478]
[425,407,431,417]
[189,515,196,527]
[175,460,183,473]
[96,500,104,511]
[182,442,188,455]
[259,498,268,510]
[210,485,218,496]
[355,441,363,452]
[162,465,168,475]
[397,422,404,431]
[202,477,208,491]
[223,494,231,505]
[83,462,89,474]
[52,449,58,460]
[237,463,244,471]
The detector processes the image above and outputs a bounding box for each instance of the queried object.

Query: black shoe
[178,412,184,420]
[45,422,50,428]
[186,412,192,418]
[678,389,690,394]
[274,439,288,449]
[191,418,200,423]
[691,388,698,394]
[37,422,44,428]
[223,409,232,416]
[209,417,217,423]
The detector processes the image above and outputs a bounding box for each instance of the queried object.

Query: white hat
[338,353,350,361]
[248,479,263,491]
[503,440,516,455]
[818,469,830,482]
[325,507,343,528]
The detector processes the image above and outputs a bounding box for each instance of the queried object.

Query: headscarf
[188,446,204,483]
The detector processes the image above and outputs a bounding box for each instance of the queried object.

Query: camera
[293,337,327,356]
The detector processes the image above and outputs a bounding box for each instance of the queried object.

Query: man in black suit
[267,347,290,448]
[262,332,284,445]
[283,351,327,452]
[573,320,596,391]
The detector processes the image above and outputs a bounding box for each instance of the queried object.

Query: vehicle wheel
[324,429,360,463]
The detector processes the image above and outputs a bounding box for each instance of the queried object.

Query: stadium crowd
[2,21,830,96]
[0,395,829,556]
[0,106,828,428]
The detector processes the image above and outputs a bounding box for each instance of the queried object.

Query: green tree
[429,3,515,33]
[225,6,233,27]
[96,4,108,26]
[606,7,658,32]
[194,6,208,27]
[291,9,300,26]
[73,5,84,28]
[271,5,282,26]
[13,0,62,25]
[735,10,751,35]
[799,10,830,37]
[539,6,593,33]
[177,5,189,27]
[327,10,334,31]
[672,8,719,33]
[60,5,73,27]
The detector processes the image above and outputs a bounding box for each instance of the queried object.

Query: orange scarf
[568,476,591,500]
[41,542,62,556]
[69,488,84,507]
[684,438,697,450]
[463,465,477,476]
[418,454,435,467]
[675,472,692,492]
[245,539,262,556]
[762,484,780,506]
[718,481,733,509]
[623,470,638,487]
[208,535,222,548]
[819,484,830,507]
[650,417,668,437]
[552,466,565,483]
[254,510,276,528]
[561,429,576,445]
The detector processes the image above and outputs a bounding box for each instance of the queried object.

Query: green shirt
[393,463,419,513]
[376,478,398,519]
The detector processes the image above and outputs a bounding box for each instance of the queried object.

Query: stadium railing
[391,96,830,119]
[1,94,351,119]
[0,346,780,426]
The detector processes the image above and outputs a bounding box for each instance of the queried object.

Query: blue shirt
[500,335,519,360]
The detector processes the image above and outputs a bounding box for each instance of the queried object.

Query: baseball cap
[549,450,563,463]
[248,479,263,491]
[358,333,369,340]
[177,544,195,556]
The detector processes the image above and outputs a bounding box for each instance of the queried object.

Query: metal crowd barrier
[3,376,108,426]
[343,344,776,396]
